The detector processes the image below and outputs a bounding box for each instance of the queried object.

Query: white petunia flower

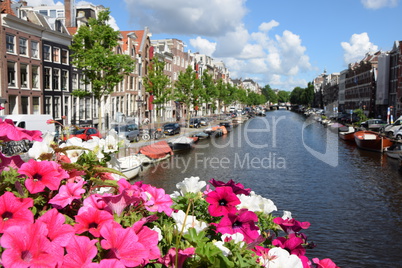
[213,241,231,257]
[259,247,302,268]
[151,226,163,241]
[237,192,277,214]
[221,233,245,248]
[103,134,119,153]
[28,132,55,159]
[176,176,206,195]
[282,210,292,220]
[60,137,85,163]
[171,210,208,234]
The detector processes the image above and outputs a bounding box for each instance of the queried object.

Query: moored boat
[385,142,402,159]
[354,130,393,152]
[111,154,142,179]
[168,136,195,151]
[138,140,173,165]
[338,126,355,142]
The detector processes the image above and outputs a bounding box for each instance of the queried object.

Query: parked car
[199,117,210,126]
[381,116,402,136]
[112,123,140,142]
[360,119,387,131]
[189,118,201,128]
[67,127,101,141]
[163,123,181,135]
[339,113,360,124]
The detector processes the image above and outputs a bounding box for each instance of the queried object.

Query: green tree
[277,90,290,103]
[174,66,200,122]
[143,56,171,122]
[215,79,229,113]
[70,10,135,132]
[262,85,278,104]
[201,70,218,114]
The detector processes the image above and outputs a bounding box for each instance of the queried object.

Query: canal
[137,109,402,267]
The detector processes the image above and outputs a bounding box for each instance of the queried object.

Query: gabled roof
[121,30,144,52]
[0,0,16,16]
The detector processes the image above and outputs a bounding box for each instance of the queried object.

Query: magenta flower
[98,259,126,268]
[49,180,86,209]
[0,152,24,172]
[273,216,310,234]
[100,221,149,267]
[74,207,114,237]
[142,184,173,216]
[206,186,240,217]
[0,192,33,233]
[272,233,306,257]
[132,219,161,261]
[62,235,98,268]
[312,257,340,268]
[159,247,196,268]
[0,222,60,267]
[209,178,251,195]
[18,159,69,194]
[215,208,260,243]
[81,193,110,213]
[37,208,75,247]
[0,118,43,142]
[101,191,140,216]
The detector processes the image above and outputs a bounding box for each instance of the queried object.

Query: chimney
[65,0,71,27]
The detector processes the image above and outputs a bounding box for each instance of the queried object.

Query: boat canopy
[139,140,173,159]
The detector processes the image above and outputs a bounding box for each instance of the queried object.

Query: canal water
[137,109,402,267]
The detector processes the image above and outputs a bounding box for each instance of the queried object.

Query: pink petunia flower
[101,191,140,216]
[37,208,75,247]
[272,233,306,257]
[132,218,161,262]
[0,221,60,267]
[81,193,111,213]
[215,208,260,243]
[18,159,69,194]
[100,221,149,267]
[205,186,240,217]
[209,178,251,195]
[98,259,126,268]
[273,216,310,234]
[62,235,98,268]
[312,257,340,268]
[142,184,173,216]
[49,180,86,209]
[0,192,33,233]
[0,118,43,142]
[159,247,196,268]
[74,207,114,237]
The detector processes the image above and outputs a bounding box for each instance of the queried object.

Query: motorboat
[338,126,355,142]
[385,142,402,159]
[354,130,393,152]
[138,140,173,165]
[168,136,195,151]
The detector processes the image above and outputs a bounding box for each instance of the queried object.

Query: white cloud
[361,0,399,9]
[124,0,248,36]
[258,20,279,32]
[341,33,379,64]
[189,37,216,56]
[26,0,62,5]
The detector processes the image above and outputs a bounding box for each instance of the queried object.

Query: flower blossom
[312,257,340,268]
[209,178,251,195]
[74,207,114,237]
[215,208,260,243]
[0,192,33,233]
[273,211,310,234]
[37,208,75,247]
[18,159,69,194]
[0,118,42,142]
[49,180,86,209]
[28,132,55,159]
[256,247,303,268]
[206,186,240,217]
[237,191,277,214]
[159,247,196,268]
[142,184,173,216]
[0,152,24,172]
[171,210,208,234]
[272,233,306,257]
[176,176,206,195]
[62,235,98,268]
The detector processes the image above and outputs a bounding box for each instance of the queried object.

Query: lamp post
[136,97,143,126]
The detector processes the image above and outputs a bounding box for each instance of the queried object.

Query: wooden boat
[111,154,142,179]
[204,126,224,137]
[354,130,393,152]
[219,121,233,132]
[193,132,210,139]
[138,140,173,165]
[168,136,195,151]
[384,142,402,159]
[338,126,355,142]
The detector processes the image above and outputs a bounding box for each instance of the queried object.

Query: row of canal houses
[313,41,402,121]
[0,0,259,132]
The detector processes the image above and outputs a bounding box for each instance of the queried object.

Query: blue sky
[28,0,402,91]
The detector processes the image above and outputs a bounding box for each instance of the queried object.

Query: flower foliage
[0,123,339,268]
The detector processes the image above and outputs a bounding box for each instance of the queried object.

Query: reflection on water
[137,110,402,267]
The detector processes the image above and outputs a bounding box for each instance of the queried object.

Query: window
[64,96,69,120]
[54,96,60,118]
[44,67,51,89]
[32,66,39,89]
[61,70,68,91]
[20,64,28,88]
[7,62,16,87]
[53,69,60,90]
[19,38,27,55]
[45,97,51,115]
[6,34,15,53]
[53,47,60,62]
[21,96,29,114]
[43,45,51,61]
[72,73,78,89]
[31,41,39,58]
[33,97,40,114]
[61,49,68,64]
[85,98,90,119]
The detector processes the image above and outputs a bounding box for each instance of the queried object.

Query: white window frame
[19,38,28,56]
[6,34,15,53]
[31,41,39,59]
[43,45,51,61]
